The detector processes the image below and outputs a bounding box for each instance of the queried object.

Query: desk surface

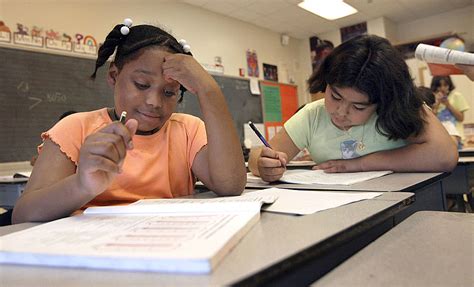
[315,211,474,287]
[0,177,28,184]
[0,191,414,287]
[245,172,445,192]
[459,156,474,163]
[459,148,474,157]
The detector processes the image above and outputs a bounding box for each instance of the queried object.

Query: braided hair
[91,23,193,102]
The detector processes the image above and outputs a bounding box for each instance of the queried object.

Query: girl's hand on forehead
[162,54,219,96]
[76,119,138,195]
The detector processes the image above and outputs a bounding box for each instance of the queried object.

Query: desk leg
[394,181,445,224]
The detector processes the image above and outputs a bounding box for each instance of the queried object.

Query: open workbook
[0,194,276,274]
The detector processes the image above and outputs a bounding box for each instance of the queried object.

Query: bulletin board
[260,81,298,139]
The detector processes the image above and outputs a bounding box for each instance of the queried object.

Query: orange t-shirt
[40,108,207,208]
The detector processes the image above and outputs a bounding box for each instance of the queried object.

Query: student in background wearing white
[430,76,470,143]
[13,19,246,223]
[249,35,457,182]
[417,86,461,147]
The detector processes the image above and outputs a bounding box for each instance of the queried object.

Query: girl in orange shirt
[13,19,246,223]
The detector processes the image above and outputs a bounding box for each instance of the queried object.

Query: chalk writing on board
[17,81,29,93]
[235,81,249,90]
[28,97,42,110]
[46,92,67,104]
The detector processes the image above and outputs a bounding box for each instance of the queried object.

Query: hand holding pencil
[76,111,138,195]
[248,121,287,182]
[257,147,288,182]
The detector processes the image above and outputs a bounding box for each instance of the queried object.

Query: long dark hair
[430,76,455,93]
[91,23,192,102]
[308,34,424,140]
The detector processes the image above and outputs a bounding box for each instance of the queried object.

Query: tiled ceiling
[180,0,473,39]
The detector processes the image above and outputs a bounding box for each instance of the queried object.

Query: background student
[430,76,470,143]
[249,35,458,182]
[12,19,246,224]
[417,86,461,147]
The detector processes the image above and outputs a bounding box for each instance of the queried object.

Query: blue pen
[248,121,271,148]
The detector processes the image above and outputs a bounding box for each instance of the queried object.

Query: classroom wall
[1,1,471,119]
[396,5,474,51]
[0,0,313,105]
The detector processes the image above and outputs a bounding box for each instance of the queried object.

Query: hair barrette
[178,39,191,53]
[120,18,133,36]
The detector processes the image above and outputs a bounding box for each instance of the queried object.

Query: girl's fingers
[84,133,128,163]
[99,121,135,150]
[259,156,285,168]
[81,154,121,174]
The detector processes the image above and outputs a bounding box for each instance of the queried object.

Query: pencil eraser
[119,111,127,124]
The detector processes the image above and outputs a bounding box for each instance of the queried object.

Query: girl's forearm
[196,87,246,195]
[360,142,457,172]
[12,174,96,223]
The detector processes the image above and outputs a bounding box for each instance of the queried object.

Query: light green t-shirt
[284,99,407,164]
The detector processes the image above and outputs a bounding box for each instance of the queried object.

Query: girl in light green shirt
[249,35,458,182]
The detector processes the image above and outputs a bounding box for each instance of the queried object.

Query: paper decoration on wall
[14,23,43,47]
[263,63,278,82]
[73,33,97,55]
[45,29,60,40]
[2,21,97,56]
[0,21,11,43]
[62,33,72,42]
[246,49,259,77]
[16,23,28,35]
[45,28,72,52]
[260,82,298,140]
[340,22,367,43]
[31,26,43,37]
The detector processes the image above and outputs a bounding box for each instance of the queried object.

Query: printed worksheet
[280,169,393,185]
[249,188,382,215]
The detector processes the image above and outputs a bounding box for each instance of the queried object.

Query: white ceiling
[180,0,473,39]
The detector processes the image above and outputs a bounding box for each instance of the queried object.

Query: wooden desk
[244,172,447,223]
[0,192,414,286]
[314,211,474,287]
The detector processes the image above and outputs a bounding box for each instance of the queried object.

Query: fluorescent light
[298,0,358,20]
